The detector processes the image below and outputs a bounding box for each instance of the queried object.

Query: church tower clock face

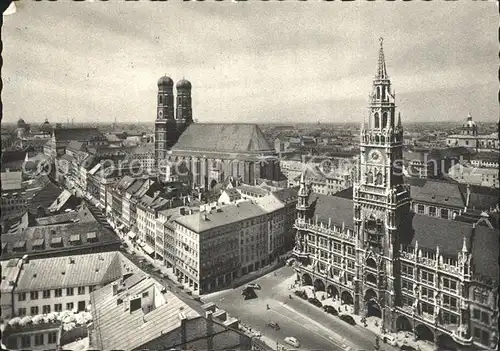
[368,149,383,164]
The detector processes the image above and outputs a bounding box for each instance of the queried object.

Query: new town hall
[293,40,498,351]
[154,77,280,188]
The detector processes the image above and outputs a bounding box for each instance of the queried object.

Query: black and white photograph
[0,1,498,351]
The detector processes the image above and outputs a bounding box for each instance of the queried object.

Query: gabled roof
[272,186,299,205]
[172,123,273,153]
[66,140,85,152]
[16,252,139,292]
[175,201,267,233]
[0,220,120,260]
[91,273,200,351]
[47,189,74,213]
[411,179,466,208]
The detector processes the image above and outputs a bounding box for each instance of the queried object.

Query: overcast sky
[2,1,497,125]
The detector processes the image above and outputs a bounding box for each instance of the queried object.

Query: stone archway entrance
[364,288,381,318]
[396,316,413,332]
[341,290,354,305]
[395,315,413,332]
[327,284,339,300]
[210,179,217,189]
[415,324,434,342]
[302,273,312,286]
[437,333,458,351]
[313,279,325,292]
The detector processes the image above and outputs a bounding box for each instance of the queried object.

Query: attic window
[87,232,98,242]
[69,234,81,244]
[51,237,63,247]
[12,241,27,252]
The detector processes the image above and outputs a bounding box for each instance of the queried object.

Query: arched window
[374,113,380,128]
[382,112,388,128]
[367,172,374,183]
[382,86,386,100]
[159,95,163,104]
[375,173,383,185]
[377,87,381,99]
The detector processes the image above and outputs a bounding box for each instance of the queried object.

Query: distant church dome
[17,118,26,128]
[40,118,53,133]
[157,75,174,87]
[463,113,477,128]
[176,79,192,90]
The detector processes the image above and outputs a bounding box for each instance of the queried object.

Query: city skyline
[2,1,497,125]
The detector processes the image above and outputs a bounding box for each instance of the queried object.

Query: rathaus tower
[353,38,411,328]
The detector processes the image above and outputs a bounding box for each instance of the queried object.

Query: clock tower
[352,38,411,331]
[155,75,176,164]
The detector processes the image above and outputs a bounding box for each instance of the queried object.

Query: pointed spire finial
[397,112,402,127]
[376,37,388,79]
[467,112,472,121]
[462,236,468,253]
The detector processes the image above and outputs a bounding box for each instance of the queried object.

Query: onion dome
[176,79,192,90]
[157,75,174,87]
[17,118,26,128]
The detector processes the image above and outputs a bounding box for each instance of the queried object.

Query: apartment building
[1,252,139,318]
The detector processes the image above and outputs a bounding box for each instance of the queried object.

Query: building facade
[446,114,499,152]
[153,75,282,188]
[292,40,498,351]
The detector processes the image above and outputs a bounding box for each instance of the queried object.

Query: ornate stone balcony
[294,220,355,243]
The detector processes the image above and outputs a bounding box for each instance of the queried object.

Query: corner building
[293,39,498,351]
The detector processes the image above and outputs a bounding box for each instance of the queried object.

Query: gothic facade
[154,76,282,188]
[292,40,498,351]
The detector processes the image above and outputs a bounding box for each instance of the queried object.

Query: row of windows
[9,331,58,348]
[18,286,94,301]
[17,301,80,316]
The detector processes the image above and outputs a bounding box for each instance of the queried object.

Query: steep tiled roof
[411,179,465,208]
[16,252,139,292]
[175,201,267,233]
[237,184,270,197]
[66,140,85,152]
[172,123,273,153]
[91,273,200,351]
[54,127,105,142]
[332,186,353,200]
[255,194,285,213]
[47,189,74,213]
[0,259,22,294]
[306,193,353,228]
[272,186,299,205]
[0,220,120,260]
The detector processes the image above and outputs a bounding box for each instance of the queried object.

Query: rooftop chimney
[69,257,75,264]
[112,283,118,296]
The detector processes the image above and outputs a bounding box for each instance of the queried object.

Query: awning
[127,231,137,239]
[143,244,155,255]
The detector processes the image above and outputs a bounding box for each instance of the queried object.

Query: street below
[203,266,397,351]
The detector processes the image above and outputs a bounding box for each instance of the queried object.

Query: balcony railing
[294,221,355,242]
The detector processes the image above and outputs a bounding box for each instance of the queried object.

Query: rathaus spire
[376,37,388,80]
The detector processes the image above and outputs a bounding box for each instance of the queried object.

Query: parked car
[382,335,398,346]
[284,337,300,348]
[322,305,338,315]
[246,283,261,290]
[294,290,308,299]
[267,322,280,330]
[242,286,257,300]
[339,314,356,325]
[400,345,417,351]
[308,297,323,308]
